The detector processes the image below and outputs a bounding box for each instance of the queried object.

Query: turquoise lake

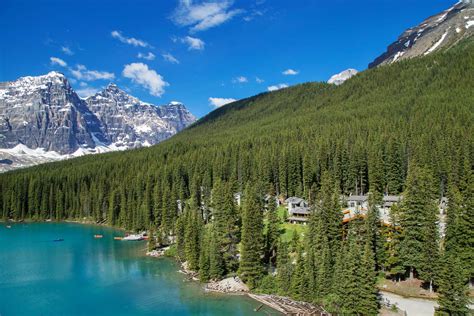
[0,223,278,315]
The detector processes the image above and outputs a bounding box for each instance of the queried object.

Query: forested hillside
[2,39,472,222]
[1,36,473,315]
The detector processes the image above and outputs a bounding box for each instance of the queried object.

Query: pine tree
[239,183,265,289]
[211,180,240,274]
[356,240,379,315]
[366,191,384,270]
[276,240,292,296]
[199,226,211,282]
[184,198,202,271]
[384,204,405,281]
[265,195,280,266]
[446,177,474,281]
[290,245,308,301]
[436,251,470,315]
[208,225,225,279]
[317,171,342,253]
[398,165,438,284]
[337,235,360,315]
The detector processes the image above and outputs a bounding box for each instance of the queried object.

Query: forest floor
[378,278,437,299]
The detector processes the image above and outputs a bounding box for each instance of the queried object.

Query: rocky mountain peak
[369,1,474,68]
[0,73,197,171]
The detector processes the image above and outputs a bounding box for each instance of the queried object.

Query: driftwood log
[248,294,331,316]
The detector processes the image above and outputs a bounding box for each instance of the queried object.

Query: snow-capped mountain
[370,0,474,68]
[0,72,106,154]
[86,84,195,149]
[0,72,196,171]
[327,69,358,85]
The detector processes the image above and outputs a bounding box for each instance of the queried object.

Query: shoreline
[9,219,462,315]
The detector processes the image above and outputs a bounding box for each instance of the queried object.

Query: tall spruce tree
[265,195,280,266]
[399,165,439,284]
[436,251,470,315]
[290,245,308,301]
[239,183,265,289]
[276,240,292,296]
[317,171,342,253]
[199,226,211,282]
[211,180,240,274]
[184,198,203,271]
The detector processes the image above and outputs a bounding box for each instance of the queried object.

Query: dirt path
[381,291,437,316]
[381,291,474,316]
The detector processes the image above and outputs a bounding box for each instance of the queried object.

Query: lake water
[0,223,277,315]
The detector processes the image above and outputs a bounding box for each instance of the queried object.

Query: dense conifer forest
[1,39,473,314]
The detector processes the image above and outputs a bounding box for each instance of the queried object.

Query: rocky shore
[205,276,249,294]
[146,247,169,258]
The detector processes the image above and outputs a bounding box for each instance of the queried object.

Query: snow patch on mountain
[424,30,449,55]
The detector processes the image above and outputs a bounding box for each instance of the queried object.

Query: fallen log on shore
[248,294,330,316]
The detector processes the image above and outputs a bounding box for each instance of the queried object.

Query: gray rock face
[0,72,196,170]
[86,84,196,149]
[370,2,474,68]
[0,72,106,154]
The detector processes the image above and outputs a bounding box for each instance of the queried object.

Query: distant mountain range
[0,72,196,171]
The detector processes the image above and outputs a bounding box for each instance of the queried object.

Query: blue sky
[1,0,456,117]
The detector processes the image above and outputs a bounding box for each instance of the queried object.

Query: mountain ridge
[0,72,196,171]
[369,1,474,68]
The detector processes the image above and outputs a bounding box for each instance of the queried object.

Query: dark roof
[347,195,368,202]
[285,197,306,204]
[291,206,311,215]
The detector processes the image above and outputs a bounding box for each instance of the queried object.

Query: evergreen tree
[290,245,308,301]
[436,251,470,315]
[199,226,211,282]
[365,191,385,270]
[265,195,280,266]
[398,165,439,284]
[208,225,225,279]
[383,204,405,281]
[356,240,379,315]
[211,180,240,274]
[276,240,292,296]
[184,198,202,271]
[239,184,265,289]
[317,171,342,253]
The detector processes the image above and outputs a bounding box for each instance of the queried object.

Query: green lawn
[277,206,307,242]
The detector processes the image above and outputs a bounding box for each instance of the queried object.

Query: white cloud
[209,97,237,108]
[233,76,248,83]
[162,53,180,64]
[267,83,288,91]
[111,30,150,48]
[243,9,264,22]
[256,77,264,83]
[76,87,100,98]
[70,64,115,81]
[282,69,299,75]
[137,52,156,61]
[171,0,243,33]
[181,36,205,50]
[61,46,74,55]
[122,63,168,97]
[50,57,67,67]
